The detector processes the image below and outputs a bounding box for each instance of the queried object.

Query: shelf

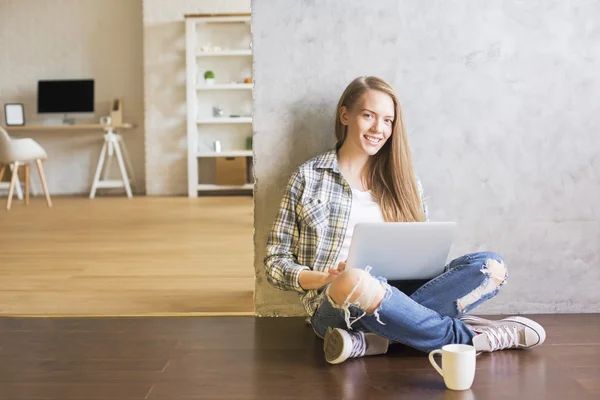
[196,50,252,57]
[196,117,252,124]
[185,14,251,24]
[197,183,253,191]
[197,150,252,158]
[196,84,253,90]
[205,20,250,24]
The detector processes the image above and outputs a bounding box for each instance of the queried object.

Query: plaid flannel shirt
[264,147,429,316]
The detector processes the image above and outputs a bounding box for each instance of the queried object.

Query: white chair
[0,126,52,210]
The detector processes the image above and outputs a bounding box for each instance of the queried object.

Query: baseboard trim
[0,312,256,318]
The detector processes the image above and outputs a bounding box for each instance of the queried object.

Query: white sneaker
[468,316,546,352]
[459,315,494,326]
[323,327,389,365]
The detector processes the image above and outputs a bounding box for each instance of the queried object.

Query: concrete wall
[142,0,251,195]
[0,0,145,195]
[253,0,600,316]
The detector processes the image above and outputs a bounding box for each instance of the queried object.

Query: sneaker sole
[324,328,352,364]
[501,316,546,348]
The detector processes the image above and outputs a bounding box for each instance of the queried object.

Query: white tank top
[335,187,384,266]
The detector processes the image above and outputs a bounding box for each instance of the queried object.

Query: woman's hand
[298,261,347,290]
[322,260,347,285]
[322,268,341,285]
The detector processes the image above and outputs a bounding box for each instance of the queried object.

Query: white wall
[253,0,600,316]
[0,0,145,195]
[142,0,251,195]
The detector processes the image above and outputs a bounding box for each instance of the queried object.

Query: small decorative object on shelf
[246,136,253,150]
[212,106,224,117]
[204,70,215,85]
[244,77,252,83]
[214,140,222,153]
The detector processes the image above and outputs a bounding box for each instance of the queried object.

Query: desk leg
[89,141,108,199]
[118,135,136,186]
[102,139,113,181]
[89,129,133,199]
[113,139,133,198]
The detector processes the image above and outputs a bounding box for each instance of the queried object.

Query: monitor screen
[37,79,94,113]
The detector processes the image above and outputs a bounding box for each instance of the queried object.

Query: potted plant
[204,70,215,85]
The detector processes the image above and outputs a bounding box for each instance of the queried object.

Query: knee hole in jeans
[456,259,507,312]
[327,269,385,314]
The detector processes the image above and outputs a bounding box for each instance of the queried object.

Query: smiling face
[339,89,395,156]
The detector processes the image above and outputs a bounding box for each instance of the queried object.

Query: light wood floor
[0,196,255,316]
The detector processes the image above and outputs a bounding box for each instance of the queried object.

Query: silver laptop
[346,222,457,280]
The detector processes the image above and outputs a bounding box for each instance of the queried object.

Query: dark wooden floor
[0,314,598,400]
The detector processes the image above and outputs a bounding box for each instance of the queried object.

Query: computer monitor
[37,79,94,124]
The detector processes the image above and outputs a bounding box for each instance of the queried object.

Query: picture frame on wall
[4,103,25,126]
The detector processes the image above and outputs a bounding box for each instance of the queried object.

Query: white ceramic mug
[429,344,476,391]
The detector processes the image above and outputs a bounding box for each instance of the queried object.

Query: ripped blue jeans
[310,251,507,353]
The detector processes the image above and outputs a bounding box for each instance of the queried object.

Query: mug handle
[428,349,444,377]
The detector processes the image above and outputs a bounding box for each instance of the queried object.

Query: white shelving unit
[185,13,253,197]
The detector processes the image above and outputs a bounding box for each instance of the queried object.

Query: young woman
[264,76,546,365]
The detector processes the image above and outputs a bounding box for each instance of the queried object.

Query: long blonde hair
[334,76,425,222]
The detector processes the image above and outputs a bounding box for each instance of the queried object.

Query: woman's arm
[264,171,311,293]
[265,170,346,292]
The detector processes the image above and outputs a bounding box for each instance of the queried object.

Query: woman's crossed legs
[310,252,545,364]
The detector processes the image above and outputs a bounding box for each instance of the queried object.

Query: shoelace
[348,331,367,358]
[482,325,521,351]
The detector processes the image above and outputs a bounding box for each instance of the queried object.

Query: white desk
[4,123,133,132]
[2,124,136,198]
